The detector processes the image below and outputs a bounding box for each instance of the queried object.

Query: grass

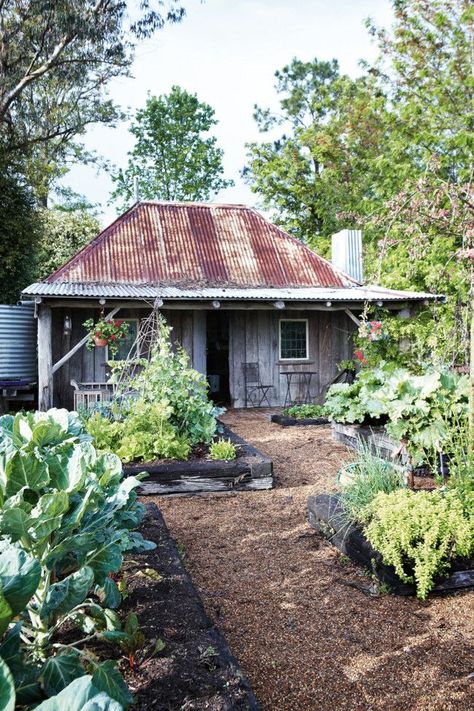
[338,439,405,524]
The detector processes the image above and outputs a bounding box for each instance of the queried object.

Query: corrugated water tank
[0,302,37,381]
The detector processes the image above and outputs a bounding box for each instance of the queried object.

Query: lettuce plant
[0,409,154,707]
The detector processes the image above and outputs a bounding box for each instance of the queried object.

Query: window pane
[110,320,138,360]
[280,321,307,359]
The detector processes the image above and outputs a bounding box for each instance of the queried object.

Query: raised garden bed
[124,426,273,495]
[271,413,330,427]
[331,421,400,461]
[308,493,474,596]
[120,503,259,709]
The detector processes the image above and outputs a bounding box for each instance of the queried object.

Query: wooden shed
[22,202,440,411]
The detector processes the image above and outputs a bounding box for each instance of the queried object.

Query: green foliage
[244,58,386,254]
[338,442,405,524]
[364,489,474,599]
[110,87,234,209]
[0,163,40,302]
[87,317,220,463]
[86,402,191,463]
[282,404,326,419]
[0,408,154,707]
[36,208,100,280]
[209,439,237,461]
[324,364,469,466]
[34,674,123,711]
[0,2,185,201]
[83,317,129,358]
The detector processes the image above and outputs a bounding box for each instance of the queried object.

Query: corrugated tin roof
[45,202,354,289]
[22,282,441,303]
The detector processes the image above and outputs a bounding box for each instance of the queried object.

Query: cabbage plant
[0,409,154,708]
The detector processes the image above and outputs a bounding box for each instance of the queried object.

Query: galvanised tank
[0,302,37,381]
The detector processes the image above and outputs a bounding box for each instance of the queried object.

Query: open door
[206,311,230,406]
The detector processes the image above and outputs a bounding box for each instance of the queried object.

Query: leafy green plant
[364,489,474,600]
[209,438,237,461]
[86,401,191,463]
[324,362,469,466]
[87,316,222,464]
[338,441,405,524]
[0,409,154,707]
[282,403,327,419]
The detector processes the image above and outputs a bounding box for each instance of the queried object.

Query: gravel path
[153,410,474,711]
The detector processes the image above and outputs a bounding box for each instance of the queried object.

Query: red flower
[114,320,122,327]
[95,331,101,337]
[110,334,117,341]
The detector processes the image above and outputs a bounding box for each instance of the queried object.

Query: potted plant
[83,315,129,356]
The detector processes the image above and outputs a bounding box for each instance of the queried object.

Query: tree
[110,87,234,208]
[35,207,101,280]
[0,1,185,201]
[0,162,40,303]
[364,0,474,365]
[243,59,391,254]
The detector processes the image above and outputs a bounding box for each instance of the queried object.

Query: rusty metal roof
[46,202,355,289]
[22,282,442,303]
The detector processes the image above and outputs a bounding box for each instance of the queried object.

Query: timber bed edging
[129,503,260,709]
[308,494,474,596]
[271,414,330,427]
[124,425,273,495]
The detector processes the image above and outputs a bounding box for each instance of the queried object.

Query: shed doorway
[206,311,230,406]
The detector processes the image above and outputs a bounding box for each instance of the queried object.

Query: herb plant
[364,489,474,600]
[209,439,237,461]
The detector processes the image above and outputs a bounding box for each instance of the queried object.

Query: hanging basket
[93,336,108,348]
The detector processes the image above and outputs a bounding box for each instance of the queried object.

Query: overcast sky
[62,0,393,224]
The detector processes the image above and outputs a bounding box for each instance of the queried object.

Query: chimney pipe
[331,229,364,283]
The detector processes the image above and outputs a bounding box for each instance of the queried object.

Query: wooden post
[37,304,53,411]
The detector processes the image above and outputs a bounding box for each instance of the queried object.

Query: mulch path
[150,409,474,711]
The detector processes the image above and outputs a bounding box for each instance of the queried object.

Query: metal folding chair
[243,363,273,407]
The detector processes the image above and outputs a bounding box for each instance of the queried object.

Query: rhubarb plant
[0,409,154,707]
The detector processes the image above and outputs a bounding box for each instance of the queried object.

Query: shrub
[0,409,153,707]
[364,489,474,599]
[338,442,405,524]
[282,404,326,419]
[209,438,237,461]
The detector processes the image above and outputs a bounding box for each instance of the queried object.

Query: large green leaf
[85,543,123,586]
[0,657,15,711]
[34,674,123,711]
[92,661,132,709]
[5,450,50,496]
[0,543,40,615]
[0,587,12,637]
[40,567,94,621]
[29,491,69,541]
[0,508,31,543]
[47,446,86,493]
[98,577,121,609]
[42,653,85,697]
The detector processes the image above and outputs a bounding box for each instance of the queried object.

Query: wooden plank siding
[51,306,356,409]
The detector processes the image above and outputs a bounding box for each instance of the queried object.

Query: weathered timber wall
[51,307,355,409]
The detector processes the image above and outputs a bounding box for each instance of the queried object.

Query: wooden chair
[242,363,273,407]
[70,380,114,411]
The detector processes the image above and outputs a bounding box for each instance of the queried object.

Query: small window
[107,319,139,361]
[279,319,308,360]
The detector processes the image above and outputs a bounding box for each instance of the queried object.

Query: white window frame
[106,318,139,361]
[279,318,309,361]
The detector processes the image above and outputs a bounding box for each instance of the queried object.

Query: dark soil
[120,504,258,710]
